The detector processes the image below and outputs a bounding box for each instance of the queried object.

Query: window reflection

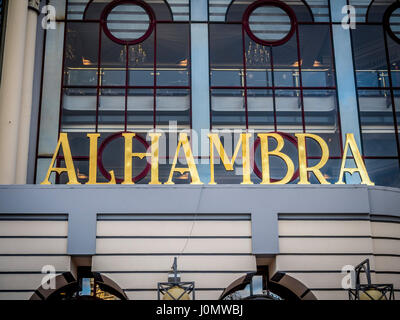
[351,1,400,187]
[358,89,398,157]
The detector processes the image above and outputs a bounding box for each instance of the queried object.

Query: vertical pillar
[190,0,210,183]
[330,0,362,184]
[0,0,28,184]
[16,0,40,184]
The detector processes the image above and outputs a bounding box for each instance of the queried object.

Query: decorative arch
[30,272,128,301]
[219,272,313,300]
[225,0,314,22]
[366,0,395,23]
[271,273,318,300]
[83,0,173,21]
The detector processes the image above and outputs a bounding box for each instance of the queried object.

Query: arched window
[35,0,191,184]
[220,273,302,301]
[208,0,342,184]
[350,0,400,187]
[31,271,128,301]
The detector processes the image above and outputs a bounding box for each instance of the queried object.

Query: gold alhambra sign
[41,132,374,186]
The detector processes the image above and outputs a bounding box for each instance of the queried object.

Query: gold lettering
[148,133,162,185]
[41,133,79,185]
[122,133,161,185]
[296,133,330,185]
[86,133,116,185]
[336,133,374,186]
[258,133,295,184]
[208,133,253,185]
[165,133,202,185]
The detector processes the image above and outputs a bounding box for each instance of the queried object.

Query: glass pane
[101,32,126,86]
[156,89,190,127]
[245,37,272,87]
[299,25,335,87]
[211,89,246,129]
[386,32,400,87]
[304,90,341,157]
[247,89,274,129]
[64,22,99,87]
[210,24,243,87]
[129,34,154,86]
[98,89,125,132]
[61,88,97,132]
[358,89,398,156]
[157,23,190,86]
[272,32,299,87]
[275,90,303,132]
[352,25,388,88]
[127,89,154,129]
[365,159,400,188]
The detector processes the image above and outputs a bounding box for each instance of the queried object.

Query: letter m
[208,133,253,185]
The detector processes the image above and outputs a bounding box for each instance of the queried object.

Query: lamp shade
[359,289,387,300]
[162,286,191,300]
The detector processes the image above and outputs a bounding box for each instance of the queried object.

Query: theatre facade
[0,0,399,300]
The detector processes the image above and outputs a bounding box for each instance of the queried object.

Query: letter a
[336,133,374,186]
[41,133,79,185]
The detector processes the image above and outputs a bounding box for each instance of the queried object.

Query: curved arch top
[83,0,174,21]
[366,0,395,23]
[219,0,318,23]
[30,272,128,301]
[219,272,311,300]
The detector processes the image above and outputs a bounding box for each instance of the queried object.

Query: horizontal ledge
[95,253,254,256]
[0,290,35,293]
[278,218,371,221]
[277,253,400,257]
[98,214,251,221]
[277,253,374,256]
[0,272,67,275]
[310,288,400,291]
[280,236,400,241]
[97,219,251,221]
[280,270,400,275]
[124,288,224,292]
[279,236,372,239]
[0,236,67,239]
[96,236,251,239]
[0,185,394,192]
[0,254,69,257]
[96,271,253,274]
